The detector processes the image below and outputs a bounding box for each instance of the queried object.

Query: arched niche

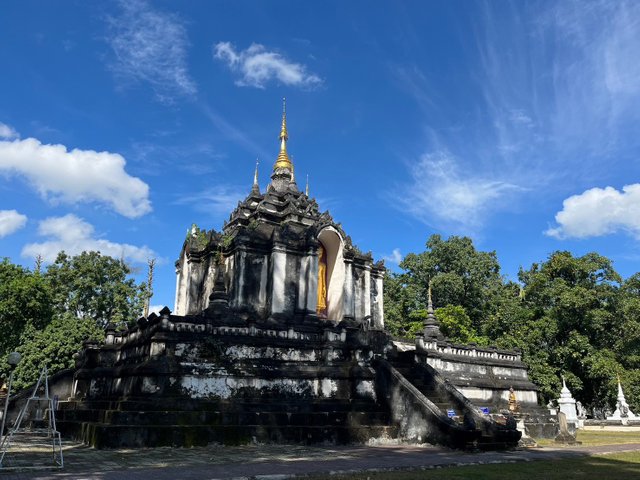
[317,227,345,321]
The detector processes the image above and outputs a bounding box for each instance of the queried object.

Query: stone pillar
[174,265,182,315]
[258,256,269,314]
[271,244,287,314]
[364,265,372,320]
[306,250,319,314]
[234,249,247,309]
[371,269,384,329]
[297,255,308,312]
[186,255,204,314]
[343,257,355,320]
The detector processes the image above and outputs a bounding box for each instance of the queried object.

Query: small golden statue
[0,381,7,399]
[317,245,327,316]
[508,386,519,413]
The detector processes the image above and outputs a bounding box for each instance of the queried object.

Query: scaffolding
[0,366,63,470]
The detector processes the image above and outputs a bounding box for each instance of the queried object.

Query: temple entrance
[316,228,345,320]
[316,245,328,317]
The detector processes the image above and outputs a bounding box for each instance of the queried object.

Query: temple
[174,100,384,328]
[6,101,552,450]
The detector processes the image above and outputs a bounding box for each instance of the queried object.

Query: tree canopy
[384,235,640,414]
[0,251,147,389]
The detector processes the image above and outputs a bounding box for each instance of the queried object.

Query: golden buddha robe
[317,245,327,315]
[508,387,519,412]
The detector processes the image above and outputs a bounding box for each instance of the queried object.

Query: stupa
[607,376,637,423]
[8,101,548,449]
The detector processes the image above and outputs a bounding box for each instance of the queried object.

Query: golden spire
[273,97,294,172]
[252,159,260,194]
[253,159,259,186]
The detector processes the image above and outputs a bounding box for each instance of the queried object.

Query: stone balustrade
[416,336,521,363]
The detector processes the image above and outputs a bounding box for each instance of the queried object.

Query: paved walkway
[1,441,640,480]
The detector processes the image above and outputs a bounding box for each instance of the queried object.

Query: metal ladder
[0,365,63,470]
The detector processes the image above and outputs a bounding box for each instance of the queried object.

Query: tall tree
[0,259,52,358]
[45,251,147,328]
[488,251,631,410]
[386,234,503,337]
[11,314,103,390]
[1,252,148,389]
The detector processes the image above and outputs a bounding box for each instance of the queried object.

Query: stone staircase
[379,351,521,450]
[56,396,397,448]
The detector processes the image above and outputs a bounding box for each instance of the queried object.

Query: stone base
[554,433,581,445]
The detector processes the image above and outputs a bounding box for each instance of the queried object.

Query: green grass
[306,451,640,480]
[536,429,640,447]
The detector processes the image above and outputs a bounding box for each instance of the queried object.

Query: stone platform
[39,309,522,450]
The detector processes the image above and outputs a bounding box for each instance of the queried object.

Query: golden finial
[252,158,260,194]
[305,174,309,196]
[280,97,288,141]
[273,97,293,172]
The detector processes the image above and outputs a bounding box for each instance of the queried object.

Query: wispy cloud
[174,185,247,218]
[393,1,640,232]
[213,42,321,89]
[199,104,271,160]
[0,128,151,218]
[0,210,27,238]
[395,151,522,232]
[106,0,196,103]
[546,184,640,239]
[22,214,155,263]
[129,140,222,176]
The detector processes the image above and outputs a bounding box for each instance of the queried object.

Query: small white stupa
[607,376,637,422]
[557,376,578,426]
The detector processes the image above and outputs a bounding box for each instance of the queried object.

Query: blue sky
[2,0,640,311]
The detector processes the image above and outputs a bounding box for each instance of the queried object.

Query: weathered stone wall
[410,337,540,411]
[72,311,379,406]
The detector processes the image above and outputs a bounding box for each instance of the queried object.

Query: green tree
[1,252,148,390]
[400,234,503,330]
[11,314,103,390]
[0,259,52,358]
[489,251,633,409]
[45,251,147,328]
[385,234,503,338]
[435,305,487,345]
[383,272,422,337]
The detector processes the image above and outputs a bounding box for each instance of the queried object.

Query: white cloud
[106,0,196,103]
[382,248,403,264]
[0,210,27,238]
[0,122,18,140]
[175,185,246,217]
[22,214,155,263]
[397,152,521,230]
[213,42,321,89]
[0,135,151,218]
[546,184,640,239]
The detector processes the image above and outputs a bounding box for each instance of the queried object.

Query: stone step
[58,423,400,448]
[57,409,391,427]
[60,398,385,414]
